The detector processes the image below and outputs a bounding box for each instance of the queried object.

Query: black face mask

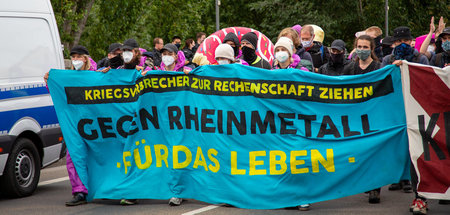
[108,55,123,69]
[175,43,181,49]
[330,53,344,65]
[242,46,257,63]
[232,46,239,57]
[382,46,393,57]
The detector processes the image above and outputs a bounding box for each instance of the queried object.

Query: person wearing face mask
[117,39,151,74]
[381,36,395,57]
[172,36,182,50]
[214,43,236,65]
[300,25,330,71]
[240,32,271,69]
[381,26,429,67]
[155,43,192,75]
[431,27,450,68]
[69,45,95,71]
[346,35,381,76]
[272,37,308,71]
[63,45,96,206]
[97,43,122,68]
[317,39,352,75]
[222,33,248,65]
[278,27,314,71]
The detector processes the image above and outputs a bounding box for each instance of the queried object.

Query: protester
[153,43,193,206]
[240,32,271,69]
[53,45,96,206]
[172,36,182,50]
[381,26,429,67]
[317,39,351,75]
[152,37,164,67]
[300,25,330,71]
[182,38,195,67]
[346,35,381,74]
[145,43,193,77]
[215,43,236,65]
[192,32,206,53]
[365,26,384,60]
[430,27,450,67]
[223,32,241,59]
[117,39,148,71]
[278,27,314,71]
[272,37,308,71]
[381,36,395,57]
[97,43,122,68]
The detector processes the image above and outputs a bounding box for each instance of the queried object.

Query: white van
[0,0,66,197]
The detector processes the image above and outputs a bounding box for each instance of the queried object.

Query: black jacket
[345,60,381,75]
[317,59,352,76]
[97,57,109,68]
[430,52,449,68]
[182,48,194,66]
[152,49,162,67]
[306,41,330,69]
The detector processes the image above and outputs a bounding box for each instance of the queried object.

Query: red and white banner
[401,62,450,200]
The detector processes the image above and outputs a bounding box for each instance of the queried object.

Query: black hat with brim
[161,44,178,53]
[441,27,450,36]
[122,38,139,50]
[108,43,122,53]
[70,45,89,55]
[393,26,413,41]
[382,36,394,45]
[330,39,345,52]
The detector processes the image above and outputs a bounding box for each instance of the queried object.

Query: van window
[0,17,59,81]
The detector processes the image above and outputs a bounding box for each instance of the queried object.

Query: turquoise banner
[47,64,409,209]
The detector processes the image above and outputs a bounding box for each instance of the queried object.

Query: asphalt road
[0,160,449,215]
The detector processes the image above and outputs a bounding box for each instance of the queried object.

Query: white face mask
[72,60,84,70]
[122,51,134,63]
[275,51,289,63]
[162,55,175,66]
[218,60,230,65]
[427,45,435,53]
[301,40,313,48]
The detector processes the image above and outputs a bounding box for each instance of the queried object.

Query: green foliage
[52,0,449,60]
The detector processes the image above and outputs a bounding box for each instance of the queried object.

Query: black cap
[122,38,139,50]
[142,51,154,58]
[161,44,178,53]
[108,43,122,53]
[382,36,394,45]
[393,26,413,41]
[241,32,258,49]
[70,45,89,55]
[442,27,450,36]
[330,39,345,52]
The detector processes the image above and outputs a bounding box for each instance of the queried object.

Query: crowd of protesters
[45,16,450,215]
